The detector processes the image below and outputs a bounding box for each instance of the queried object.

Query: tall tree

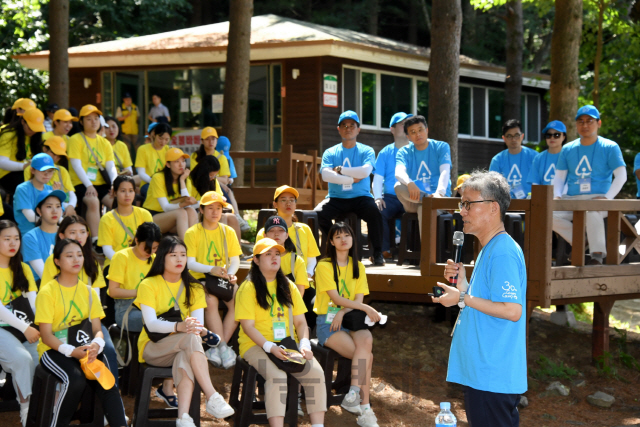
[550,0,582,142]
[222,0,253,185]
[504,0,523,122]
[368,0,379,35]
[429,0,462,184]
[48,0,69,107]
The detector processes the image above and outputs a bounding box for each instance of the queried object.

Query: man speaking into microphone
[432,171,527,427]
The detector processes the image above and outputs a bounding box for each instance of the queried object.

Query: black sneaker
[371,252,385,266]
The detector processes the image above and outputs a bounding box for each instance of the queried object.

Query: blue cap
[389,112,413,128]
[31,153,59,172]
[541,120,567,135]
[338,110,360,125]
[440,402,451,410]
[575,105,600,120]
[35,189,66,209]
[147,122,159,134]
[217,136,230,153]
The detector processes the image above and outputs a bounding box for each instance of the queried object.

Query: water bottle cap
[440,402,451,410]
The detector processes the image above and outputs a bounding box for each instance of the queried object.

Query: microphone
[450,231,464,286]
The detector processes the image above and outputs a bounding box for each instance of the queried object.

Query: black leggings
[40,350,126,427]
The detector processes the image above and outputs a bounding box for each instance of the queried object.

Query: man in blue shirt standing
[552,105,627,265]
[372,112,412,259]
[394,115,451,239]
[634,152,640,199]
[489,119,537,199]
[315,110,385,265]
[434,171,527,427]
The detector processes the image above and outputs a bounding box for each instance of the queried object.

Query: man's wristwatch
[458,291,466,308]
[336,166,342,175]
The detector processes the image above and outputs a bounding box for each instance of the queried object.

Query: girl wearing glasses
[527,120,568,189]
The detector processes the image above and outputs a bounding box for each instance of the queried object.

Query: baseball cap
[46,103,59,113]
[12,98,36,113]
[145,122,159,138]
[201,127,219,140]
[200,191,230,208]
[274,185,299,201]
[31,153,59,172]
[80,353,115,390]
[253,238,285,256]
[575,105,600,120]
[264,215,288,233]
[35,189,66,209]
[52,109,79,122]
[22,108,46,133]
[454,174,471,191]
[78,104,102,118]
[541,120,567,135]
[44,136,68,156]
[389,112,413,128]
[165,147,188,162]
[123,92,132,98]
[338,110,360,125]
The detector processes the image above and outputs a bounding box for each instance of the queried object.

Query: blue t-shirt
[556,137,626,196]
[321,142,375,199]
[527,150,560,186]
[447,233,527,394]
[396,140,452,196]
[374,143,402,196]
[21,227,57,280]
[13,181,52,235]
[489,147,537,198]
[633,153,640,198]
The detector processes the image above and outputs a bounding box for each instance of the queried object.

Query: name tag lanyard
[326,260,350,323]
[115,209,138,247]
[270,293,287,340]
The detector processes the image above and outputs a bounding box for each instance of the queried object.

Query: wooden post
[250,158,256,188]
[592,298,615,364]
[420,196,436,277]
[606,211,621,265]
[276,144,293,186]
[529,185,553,307]
[309,150,318,207]
[571,211,586,266]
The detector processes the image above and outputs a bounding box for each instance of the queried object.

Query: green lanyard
[338,260,351,298]
[2,281,18,305]
[59,282,81,327]
[269,292,284,318]
[115,209,137,247]
[202,223,223,265]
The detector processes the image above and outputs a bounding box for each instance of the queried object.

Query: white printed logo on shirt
[343,158,352,167]
[416,161,431,185]
[506,164,523,187]
[502,281,518,300]
[543,164,557,183]
[575,155,592,178]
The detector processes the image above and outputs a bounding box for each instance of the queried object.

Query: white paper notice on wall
[212,94,223,113]
[180,98,189,113]
[323,93,338,108]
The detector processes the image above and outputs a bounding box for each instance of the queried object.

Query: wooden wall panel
[69,68,101,110]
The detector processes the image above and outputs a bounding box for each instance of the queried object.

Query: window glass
[272,64,282,126]
[459,86,471,135]
[381,74,412,128]
[361,72,377,126]
[343,68,357,112]
[102,72,113,116]
[488,89,505,139]
[472,87,486,137]
[417,80,429,120]
[527,94,539,142]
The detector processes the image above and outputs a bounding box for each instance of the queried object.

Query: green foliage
[242,216,258,243]
[568,303,594,324]
[532,355,578,381]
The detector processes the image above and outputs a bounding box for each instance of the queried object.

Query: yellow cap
[200,191,230,208]
[253,238,285,256]
[44,136,68,156]
[80,354,115,390]
[201,127,219,140]
[22,108,45,133]
[12,98,36,113]
[165,147,188,162]
[454,174,471,191]
[274,185,299,201]
[53,109,79,122]
[78,104,102,118]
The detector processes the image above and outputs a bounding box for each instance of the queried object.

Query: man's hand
[432,282,461,307]
[432,192,444,198]
[592,196,607,200]
[407,182,421,201]
[353,177,362,183]
[375,198,386,211]
[444,259,467,289]
[270,345,288,360]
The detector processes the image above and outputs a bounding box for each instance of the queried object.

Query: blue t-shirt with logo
[321,142,375,199]
[527,150,560,186]
[13,181,53,235]
[21,227,57,280]
[374,142,402,196]
[447,233,527,394]
[489,147,537,198]
[634,153,640,198]
[396,139,452,196]
[556,137,625,196]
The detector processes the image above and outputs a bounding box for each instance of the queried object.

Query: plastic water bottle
[436,402,457,427]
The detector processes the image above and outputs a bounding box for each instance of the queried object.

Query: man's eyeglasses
[504,133,522,140]
[576,118,598,126]
[458,200,495,211]
[545,132,562,139]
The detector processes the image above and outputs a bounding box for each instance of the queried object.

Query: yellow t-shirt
[235,279,306,357]
[257,222,320,266]
[112,140,133,171]
[40,255,106,289]
[184,223,243,280]
[134,276,207,362]
[35,280,105,357]
[97,207,153,266]
[0,263,37,305]
[67,132,115,186]
[0,130,31,179]
[106,247,155,298]
[135,144,170,177]
[190,151,231,177]
[143,172,196,212]
[313,258,369,315]
[24,164,74,196]
[191,178,224,202]
[42,132,69,143]
[281,252,309,290]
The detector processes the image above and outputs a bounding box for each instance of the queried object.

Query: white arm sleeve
[27,291,36,313]
[105,160,117,184]
[0,303,29,333]
[340,164,373,179]
[180,187,190,197]
[29,260,45,279]
[190,308,204,326]
[436,164,451,196]
[395,164,412,186]
[372,174,384,199]
[0,156,26,172]
[124,166,133,174]
[605,166,627,200]
[70,158,93,188]
[137,167,152,184]
[553,169,568,198]
[102,245,115,260]
[228,256,240,275]
[306,256,317,276]
[22,209,36,223]
[141,304,178,333]
[321,168,353,185]
[187,257,212,274]
[158,197,180,212]
[68,191,77,208]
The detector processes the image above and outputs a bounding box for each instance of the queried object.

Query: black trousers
[0,171,25,203]
[74,183,111,219]
[41,350,126,427]
[464,386,520,427]
[315,196,383,254]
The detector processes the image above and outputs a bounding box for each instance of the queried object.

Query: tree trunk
[504,0,523,123]
[222,0,253,186]
[48,0,69,107]
[368,0,379,36]
[429,0,462,187]
[550,0,582,142]
[189,0,203,27]
[593,0,605,109]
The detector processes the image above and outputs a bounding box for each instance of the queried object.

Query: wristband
[91,337,105,354]
[174,322,179,332]
[298,338,311,352]
[263,341,276,353]
[58,344,76,357]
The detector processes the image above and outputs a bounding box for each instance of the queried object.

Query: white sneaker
[206,393,235,419]
[357,407,379,427]
[341,389,362,415]
[297,394,304,417]
[205,346,222,367]
[176,413,197,427]
[20,401,29,427]
[220,345,237,370]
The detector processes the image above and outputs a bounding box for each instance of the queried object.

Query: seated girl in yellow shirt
[41,108,77,144]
